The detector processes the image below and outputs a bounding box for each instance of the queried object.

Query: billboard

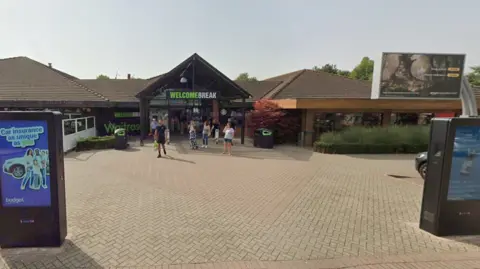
[371,53,465,99]
[0,120,51,207]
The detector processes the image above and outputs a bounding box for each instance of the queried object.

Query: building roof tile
[0,57,108,102]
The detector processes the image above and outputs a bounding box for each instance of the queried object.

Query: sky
[0,0,478,80]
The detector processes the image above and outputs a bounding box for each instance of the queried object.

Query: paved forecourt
[1,141,480,268]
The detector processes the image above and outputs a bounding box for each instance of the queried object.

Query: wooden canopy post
[139,98,150,146]
[240,98,246,145]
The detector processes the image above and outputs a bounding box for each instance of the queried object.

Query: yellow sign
[448,67,460,72]
[447,73,460,78]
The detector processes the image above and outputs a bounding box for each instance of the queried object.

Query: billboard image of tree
[378,53,465,98]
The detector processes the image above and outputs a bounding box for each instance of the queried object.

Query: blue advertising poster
[447,126,480,200]
[0,121,51,207]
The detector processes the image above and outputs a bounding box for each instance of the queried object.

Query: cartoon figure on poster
[0,121,51,207]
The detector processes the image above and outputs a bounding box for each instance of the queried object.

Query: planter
[76,136,115,152]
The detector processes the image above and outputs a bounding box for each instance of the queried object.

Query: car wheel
[418,162,427,180]
[10,165,25,179]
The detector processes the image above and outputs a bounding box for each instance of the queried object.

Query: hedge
[314,126,429,154]
[76,136,115,152]
[314,142,428,154]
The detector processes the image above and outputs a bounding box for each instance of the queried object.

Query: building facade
[0,55,476,147]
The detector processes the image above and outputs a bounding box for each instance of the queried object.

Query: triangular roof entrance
[136,53,251,100]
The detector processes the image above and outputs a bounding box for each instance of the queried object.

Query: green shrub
[76,136,115,151]
[314,125,429,154]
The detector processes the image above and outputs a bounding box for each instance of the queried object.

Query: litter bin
[114,128,128,150]
[253,128,274,149]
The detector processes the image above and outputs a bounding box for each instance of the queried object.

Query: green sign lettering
[104,122,140,134]
[114,112,140,118]
[168,91,217,99]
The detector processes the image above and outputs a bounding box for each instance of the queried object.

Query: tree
[337,70,351,77]
[312,64,351,77]
[247,99,300,144]
[96,74,110,80]
[467,66,480,86]
[236,72,258,82]
[349,57,374,81]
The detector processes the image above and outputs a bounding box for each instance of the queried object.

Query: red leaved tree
[248,99,300,144]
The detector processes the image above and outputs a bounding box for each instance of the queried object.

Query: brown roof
[0,57,108,102]
[138,53,251,99]
[234,80,282,101]
[78,79,149,102]
[262,69,372,99]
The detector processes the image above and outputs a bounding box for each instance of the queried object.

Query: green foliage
[76,136,115,151]
[313,58,373,80]
[349,57,374,81]
[236,72,258,82]
[314,126,430,154]
[468,66,480,86]
[312,64,351,77]
[96,74,110,80]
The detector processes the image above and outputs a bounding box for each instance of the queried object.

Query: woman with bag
[202,120,211,148]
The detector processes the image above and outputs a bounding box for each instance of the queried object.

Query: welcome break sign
[167,91,218,100]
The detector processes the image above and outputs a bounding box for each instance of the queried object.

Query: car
[3,157,27,179]
[415,152,428,180]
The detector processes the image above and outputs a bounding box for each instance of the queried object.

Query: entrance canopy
[136,53,251,100]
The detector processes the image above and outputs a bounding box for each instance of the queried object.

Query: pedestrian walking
[202,120,211,148]
[154,119,167,158]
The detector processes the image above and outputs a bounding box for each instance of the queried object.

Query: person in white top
[21,149,35,190]
[40,150,48,189]
[222,122,235,155]
[202,120,211,148]
[31,159,43,190]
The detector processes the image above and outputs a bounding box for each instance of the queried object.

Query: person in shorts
[154,119,167,158]
[222,122,235,155]
[227,118,236,146]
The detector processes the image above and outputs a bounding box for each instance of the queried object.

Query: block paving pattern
[1,141,480,268]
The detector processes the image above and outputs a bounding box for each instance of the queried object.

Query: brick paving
[1,139,480,268]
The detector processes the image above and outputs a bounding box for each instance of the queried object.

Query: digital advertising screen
[0,120,51,207]
[447,126,480,200]
[372,52,465,99]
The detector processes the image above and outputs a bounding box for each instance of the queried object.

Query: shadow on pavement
[163,155,196,164]
[345,154,417,161]
[123,146,141,152]
[64,150,101,161]
[0,240,103,269]
[446,236,480,248]
[171,137,314,161]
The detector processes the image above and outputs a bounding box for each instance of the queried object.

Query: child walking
[189,121,199,150]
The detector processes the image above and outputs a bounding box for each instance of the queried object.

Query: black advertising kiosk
[0,111,67,248]
[420,117,480,236]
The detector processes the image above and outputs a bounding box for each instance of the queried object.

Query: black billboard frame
[0,111,67,248]
[420,117,480,236]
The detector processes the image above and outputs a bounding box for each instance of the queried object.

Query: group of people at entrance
[188,119,235,155]
[150,117,236,157]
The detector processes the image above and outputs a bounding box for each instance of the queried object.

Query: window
[63,120,76,135]
[87,117,95,129]
[76,118,86,132]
